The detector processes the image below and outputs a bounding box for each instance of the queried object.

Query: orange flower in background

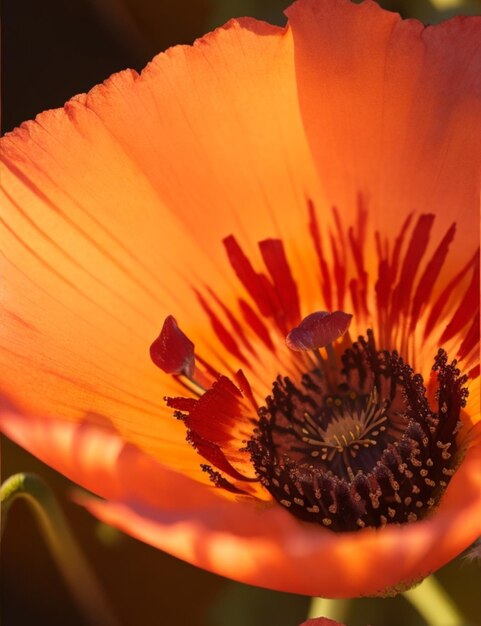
[1,0,480,599]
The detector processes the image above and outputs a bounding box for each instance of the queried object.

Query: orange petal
[287,0,481,274]
[0,408,224,503]
[77,428,481,598]
[0,16,319,464]
[4,392,479,598]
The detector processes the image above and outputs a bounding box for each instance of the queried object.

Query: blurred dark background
[2,0,481,625]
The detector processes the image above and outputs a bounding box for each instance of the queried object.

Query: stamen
[249,332,467,532]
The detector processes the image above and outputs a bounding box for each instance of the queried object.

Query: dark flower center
[152,206,477,533]
[248,331,468,532]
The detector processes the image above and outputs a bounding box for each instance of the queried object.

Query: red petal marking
[234,369,259,410]
[424,251,478,339]
[347,197,369,317]
[440,257,480,344]
[409,223,456,330]
[150,315,195,377]
[374,231,391,328]
[389,212,414,285]
[286,310,352,351]
[348,202,367,281]
[169,374,257,481]
[332,205,349,310]
[469,364,480,379]
[348,229,369,317]
[201,465,250,494]
[186,431,252,482]
[375,256,390,317]
[458,311,480,362]
[171,375,254,449]
[238,298,275,350]
[356,194,368,244]
[223,235,274,318]
[349,278,361,318]
[259,238,301,330]
[207,287,256,356]
[195,290,249,366]
[374,230,384,263]
[329,231,346,309]
[390,214,435,324]
[332,205,347,259]
[259,273,283,314]
[195,354,222,380]
[224,234,301,334]
[165,396,197,413]
[308,199,333,310]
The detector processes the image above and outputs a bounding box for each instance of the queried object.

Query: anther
[248,335,466,532]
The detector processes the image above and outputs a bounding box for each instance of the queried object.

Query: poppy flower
[1,0,480,599]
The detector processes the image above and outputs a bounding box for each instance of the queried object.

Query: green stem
[1,473,119,626]
[402,575,469,626]
[307,596,350,623]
